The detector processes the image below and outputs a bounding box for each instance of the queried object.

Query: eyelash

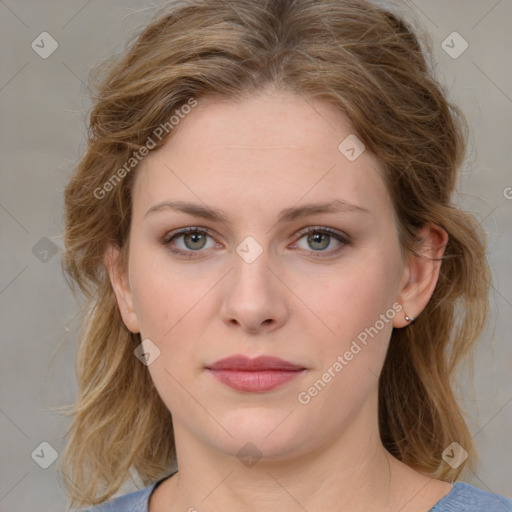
[161,226,351,259]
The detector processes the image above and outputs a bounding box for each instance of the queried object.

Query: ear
[393,222,449,328]
[104,245,140,333]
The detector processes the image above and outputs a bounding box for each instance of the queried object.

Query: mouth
[205,355,306,392]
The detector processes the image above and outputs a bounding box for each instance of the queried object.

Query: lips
[205,355,306,392]
[206,355,305,371]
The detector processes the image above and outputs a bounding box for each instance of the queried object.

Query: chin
[211,410,311,456]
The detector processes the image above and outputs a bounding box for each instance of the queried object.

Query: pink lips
[206,355,306,392]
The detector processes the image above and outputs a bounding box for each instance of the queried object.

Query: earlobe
[393,222,449,329]
[104,245,140,333]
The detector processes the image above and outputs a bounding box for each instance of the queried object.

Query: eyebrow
[145,199,370,224]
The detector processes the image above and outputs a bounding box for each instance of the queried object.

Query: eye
[162,227,217,257]
[161,226,351,259]
[291,227,351,257]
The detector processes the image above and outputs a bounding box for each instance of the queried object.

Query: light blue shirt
[82,472,512,512]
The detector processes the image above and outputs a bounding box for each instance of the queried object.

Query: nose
[219,247,289,334]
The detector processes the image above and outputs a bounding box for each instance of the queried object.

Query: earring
[404,312,415,323]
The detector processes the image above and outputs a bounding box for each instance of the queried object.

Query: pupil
[310,233,328,250]
[187,233,205,249]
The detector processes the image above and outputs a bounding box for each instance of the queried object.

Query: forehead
[132,91,393,223]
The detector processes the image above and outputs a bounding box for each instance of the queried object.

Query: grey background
[0,1,511,510]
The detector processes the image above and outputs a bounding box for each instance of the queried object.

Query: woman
[59,0,512,510]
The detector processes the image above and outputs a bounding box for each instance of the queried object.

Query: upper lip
[206,355,305,371]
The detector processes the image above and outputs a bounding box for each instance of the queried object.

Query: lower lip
[206,369,305,392]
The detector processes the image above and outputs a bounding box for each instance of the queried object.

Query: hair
[58,0,491,508]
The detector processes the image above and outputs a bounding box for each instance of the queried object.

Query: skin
[106,88,452,512]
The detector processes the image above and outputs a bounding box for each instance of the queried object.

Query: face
[110,89,413,462]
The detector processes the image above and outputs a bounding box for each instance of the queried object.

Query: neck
[155,393,421,512]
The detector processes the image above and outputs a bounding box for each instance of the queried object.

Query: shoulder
[79,471,177,512]
[80,482,157,512]
[430,482,512,511]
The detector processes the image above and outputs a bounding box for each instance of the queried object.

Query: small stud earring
[404,312,415,323]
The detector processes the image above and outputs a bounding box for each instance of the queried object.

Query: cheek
[294,277,396,421]
[299,255,397,341]
[295,253,400,403]
[127,248,210,414]
[128,242,208,341]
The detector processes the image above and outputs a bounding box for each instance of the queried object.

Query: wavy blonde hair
[58,0,491,508]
